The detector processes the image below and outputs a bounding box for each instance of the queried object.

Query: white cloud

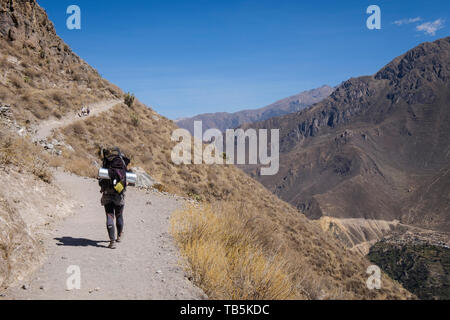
[416,19,445,35]
[394,17,422,26]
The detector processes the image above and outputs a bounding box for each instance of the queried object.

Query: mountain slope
[176,85,334,134]
[241,37,450,234]
[0,0,122,125]
[0,0,412,299]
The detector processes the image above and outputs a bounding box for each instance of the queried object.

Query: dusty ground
[3,171,206,300]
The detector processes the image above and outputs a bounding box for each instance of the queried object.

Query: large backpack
[101,147,130,194]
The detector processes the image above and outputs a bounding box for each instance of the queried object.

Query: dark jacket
[100,151,130,207]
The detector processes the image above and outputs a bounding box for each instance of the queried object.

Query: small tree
[124,92,135,108]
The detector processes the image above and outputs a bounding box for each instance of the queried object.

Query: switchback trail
[6,171,206,300]
[34,99,120,141]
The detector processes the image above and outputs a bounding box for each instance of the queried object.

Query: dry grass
[7,73,25,89]
[0,196,44,289]
[63,156,97,178]
[0,85,9,100]
[171,204,300,300]
[171,202,414,300]
[0,133,53,184]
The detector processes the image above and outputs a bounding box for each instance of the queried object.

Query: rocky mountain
[241,37,450,234]
[175,85,334,134]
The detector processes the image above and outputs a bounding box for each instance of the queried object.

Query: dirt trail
[5,171,205,300]
[34,99,120,141]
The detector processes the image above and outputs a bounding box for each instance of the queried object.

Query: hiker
[78,106,87,118]
[99,147,131,249]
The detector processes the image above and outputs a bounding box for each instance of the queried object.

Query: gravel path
[34,99,120,141]
[5,171,206,300]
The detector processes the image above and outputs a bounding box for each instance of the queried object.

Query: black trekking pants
[104,204,124,241]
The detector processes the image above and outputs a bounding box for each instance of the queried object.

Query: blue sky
[37,0,449,119]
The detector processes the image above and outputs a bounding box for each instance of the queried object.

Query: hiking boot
[116,233,124,243]
[108,241,116,249]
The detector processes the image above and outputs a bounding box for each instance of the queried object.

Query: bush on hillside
[124,92,135,108]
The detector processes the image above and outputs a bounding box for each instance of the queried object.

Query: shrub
[8,73,24,89]
[32,161,53,184]
[187,192,203,202]
[23,67,39,79]
[52,110,62,119]
[0,138,14,166]
[153,183,169,193]
[72,122,86,136]
[130,112,139,127]
[72,72,81,82]
[0,86,9,100]
[124,92,135,108]
[50,90,64,103]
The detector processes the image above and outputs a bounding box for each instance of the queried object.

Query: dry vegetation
[171,204,299,300]
[0,195,44,289]
[0,131,53,183]
[171,203,414,300]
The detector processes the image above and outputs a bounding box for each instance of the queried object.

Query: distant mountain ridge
[175,85,334,134]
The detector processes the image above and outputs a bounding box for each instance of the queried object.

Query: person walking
[99,147,131,249]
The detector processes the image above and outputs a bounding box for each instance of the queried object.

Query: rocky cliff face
[1,0,54,40]
[241,37,450,234]
[0,0,84,67]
